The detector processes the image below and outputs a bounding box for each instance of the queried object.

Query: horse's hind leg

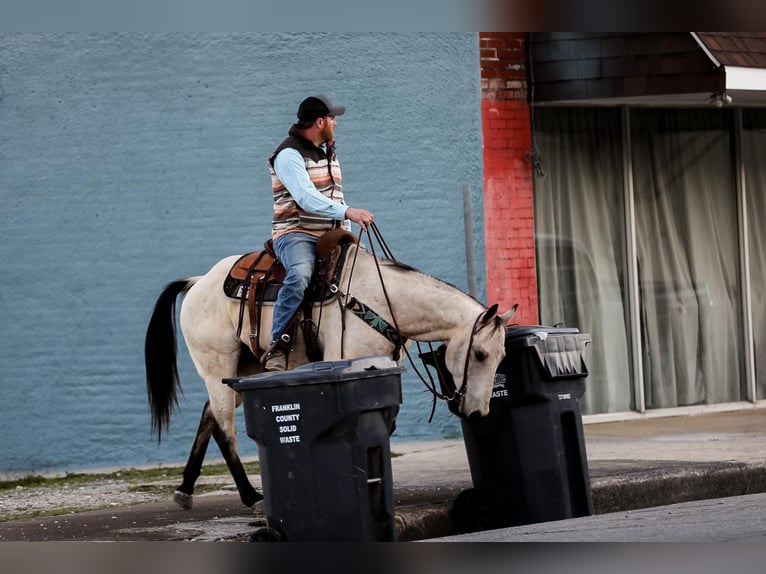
[178,265,262,510]
[211,416,263,508]
[174,399,262,509]
[174,401,216,509]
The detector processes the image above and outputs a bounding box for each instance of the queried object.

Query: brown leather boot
[264,348,287,371]
[263,334,291,372]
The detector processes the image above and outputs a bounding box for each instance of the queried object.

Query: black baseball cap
[297,95,346,123]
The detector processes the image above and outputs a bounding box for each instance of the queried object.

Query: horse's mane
[376,255,484,307]
[379,257,417,273]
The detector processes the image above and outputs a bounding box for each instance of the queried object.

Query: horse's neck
[341,245,483,341]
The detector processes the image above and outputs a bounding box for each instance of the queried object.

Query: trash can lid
[503,325,591,379]
[506,325,581,339]
[505,325,590,347]
[223,355,404,391]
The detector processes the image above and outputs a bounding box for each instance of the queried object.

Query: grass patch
[1,461,263,523]
[1,506,112,522]
[0,461,261,492]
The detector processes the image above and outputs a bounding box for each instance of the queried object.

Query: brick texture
[480,33,538,324]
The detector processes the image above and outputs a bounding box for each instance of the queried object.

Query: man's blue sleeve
[273,149,347,220]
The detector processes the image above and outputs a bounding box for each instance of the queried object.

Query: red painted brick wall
[480,33,538,324]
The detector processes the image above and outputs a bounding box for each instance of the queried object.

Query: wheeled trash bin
[422,325,592,532]
[224,356,403,542]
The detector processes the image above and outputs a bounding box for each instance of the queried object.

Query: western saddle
[223,229,358,365]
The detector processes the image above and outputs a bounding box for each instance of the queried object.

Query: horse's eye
[473,349,488,362]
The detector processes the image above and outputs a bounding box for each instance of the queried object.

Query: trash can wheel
[451,487,501,533]
[249,526,285,542]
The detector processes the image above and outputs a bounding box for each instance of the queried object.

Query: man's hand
[344,207,375,231]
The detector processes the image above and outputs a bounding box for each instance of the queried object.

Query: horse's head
[442,303,517,419]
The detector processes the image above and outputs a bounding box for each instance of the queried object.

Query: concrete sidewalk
[0,408,764,542]
[390,407,766,541]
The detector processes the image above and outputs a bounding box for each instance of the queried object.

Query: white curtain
[535,107,747,414]
[631,109,743,407]
[535,108,632,413]
[744,110,766,401]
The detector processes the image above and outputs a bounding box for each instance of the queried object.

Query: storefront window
[631,109,744,407]
[536,107,747,414]
[535,108,632,413]
[744,109,766,401]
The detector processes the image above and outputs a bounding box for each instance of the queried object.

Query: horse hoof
[244,490,264,509]
[174,490,193,510]
[253,499,266,514]
[250,526,284,542]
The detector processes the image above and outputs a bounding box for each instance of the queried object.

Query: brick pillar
[480,33,538,324]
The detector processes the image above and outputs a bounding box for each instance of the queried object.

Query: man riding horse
[264,95,375,371]
[145,96,516,512]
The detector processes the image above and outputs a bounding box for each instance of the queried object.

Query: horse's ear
[481,303,499,324]
[498,304,518,325]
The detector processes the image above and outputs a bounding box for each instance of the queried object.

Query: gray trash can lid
[506,325,581,341]
[505,326,591,379]
[224,355,404,391]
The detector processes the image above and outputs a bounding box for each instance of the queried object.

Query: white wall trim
[726,66,766,91]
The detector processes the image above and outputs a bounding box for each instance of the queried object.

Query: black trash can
[224,356,403,542]
[422,325,593,532]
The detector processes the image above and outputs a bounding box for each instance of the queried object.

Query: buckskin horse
[144,230,515,510]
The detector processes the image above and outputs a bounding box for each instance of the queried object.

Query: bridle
[417,311,489,419]
[332,222,491,422]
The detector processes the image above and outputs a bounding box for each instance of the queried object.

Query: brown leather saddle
[223,229,358,361]
[223,244,284,302]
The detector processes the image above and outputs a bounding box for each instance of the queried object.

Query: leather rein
[335,222,486,422]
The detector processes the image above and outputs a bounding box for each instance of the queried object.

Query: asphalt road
[7,494,765,574]
[430,491,766,542]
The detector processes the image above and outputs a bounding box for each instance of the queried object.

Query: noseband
[416,310,491,420]
[439,311,484,399]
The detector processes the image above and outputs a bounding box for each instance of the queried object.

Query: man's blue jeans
[270,232,318,344]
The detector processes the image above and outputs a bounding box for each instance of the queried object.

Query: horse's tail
[144,277,198,443]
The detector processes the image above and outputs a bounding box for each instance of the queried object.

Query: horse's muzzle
[465,409,484,423]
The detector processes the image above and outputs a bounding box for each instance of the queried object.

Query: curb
[395,505,452,542]
[395,461,766,541]
[592,460,766,515]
